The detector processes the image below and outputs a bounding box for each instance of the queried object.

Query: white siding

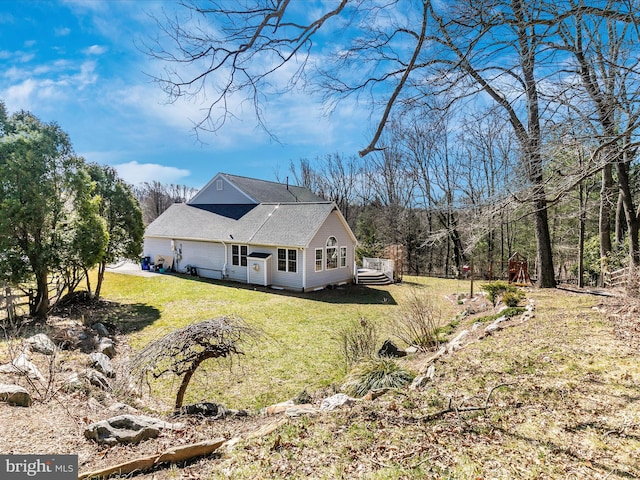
[271,247,304,290]
[143,237,174,268]
[304,211,355,290]
[144,237,226,279]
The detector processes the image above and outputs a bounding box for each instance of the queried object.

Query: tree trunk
[599,163,614,285]
[94,261,106,300]
[615,191,625,246]
[615,157,640,266]
[533,194,556,287]
[578,180,586,288]
[32,269,49,319]
[174,351,223,410]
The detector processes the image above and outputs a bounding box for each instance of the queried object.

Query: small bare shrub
[337,317,379,370]
[393,287,441,351]
[342,356,415,397]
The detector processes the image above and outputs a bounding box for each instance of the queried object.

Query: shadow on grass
[87,301,161,334]
[47,296,161,334]
[171,273,397,305]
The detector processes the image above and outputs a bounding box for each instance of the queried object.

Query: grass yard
[98,272,461,410]
[2,270,640,478]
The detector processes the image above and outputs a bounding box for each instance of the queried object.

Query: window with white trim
[315,248,323,271]
[340,246,347,268]
[278,248,297,272]
[326,236,338,269]
[232,245,247,266]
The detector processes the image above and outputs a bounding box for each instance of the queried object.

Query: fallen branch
[420,383,514,422]
[78,438,227,479]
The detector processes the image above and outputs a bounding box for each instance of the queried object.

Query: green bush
[503,290,524,307]
[341,357,415,397]
[481,281,524,306]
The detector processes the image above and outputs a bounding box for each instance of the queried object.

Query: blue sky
[0,1,370,188]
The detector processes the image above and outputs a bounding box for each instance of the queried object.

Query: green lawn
[98,272,463,411]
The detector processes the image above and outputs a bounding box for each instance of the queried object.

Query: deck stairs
[356,268,393,285]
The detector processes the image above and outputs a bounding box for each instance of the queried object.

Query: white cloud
[113,161,191,186]
[55,27,71,36]
[83,44,107,55]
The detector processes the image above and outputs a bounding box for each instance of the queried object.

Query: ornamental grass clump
[341,356,415,398]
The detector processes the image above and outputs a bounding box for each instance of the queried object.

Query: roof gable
[189,173,325,205]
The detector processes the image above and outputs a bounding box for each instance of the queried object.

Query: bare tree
[146,0,640,286]
[134,181,197,225]
[554,2,640,267]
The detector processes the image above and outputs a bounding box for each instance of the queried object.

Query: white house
[143,173,358,291]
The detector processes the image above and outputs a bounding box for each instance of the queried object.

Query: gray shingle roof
[145,202,337,247]
[221,173,326,203]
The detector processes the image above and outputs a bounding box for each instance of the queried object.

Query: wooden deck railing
[360,257,395,283]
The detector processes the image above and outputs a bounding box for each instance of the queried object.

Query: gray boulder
[98,338,116,359]
[26,333,57,355]
[81,369,111,391]
[0,383,32,407]
[91,322,110,337]
[89,352,114,378]
[84,414,182,445]
[0,353,44,381]
[320,393,356,411]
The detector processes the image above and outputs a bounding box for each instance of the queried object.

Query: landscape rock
[84,414,182,445]
[98,338,116,359]
[320,393,356,411]
[0,383,32,407]
[410,364,435,390]
[91,322,110,337]
[263,400,295,416]
[378,340,406,358]
[0,353,45,381]
[81,369,111,390]
[447,329,469,353]
[484,315,508,334]
[26,333,57,355]
[285,404,318,417]
[89,352,114,377]
[405,346,419,355]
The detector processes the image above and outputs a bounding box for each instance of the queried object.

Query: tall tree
[0,107,100,318]
[555,2,640,268]
[87,164,144,299]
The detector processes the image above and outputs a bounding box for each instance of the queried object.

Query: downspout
[221,241,228,279]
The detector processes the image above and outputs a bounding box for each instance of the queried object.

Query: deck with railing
[355,258,395,285]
